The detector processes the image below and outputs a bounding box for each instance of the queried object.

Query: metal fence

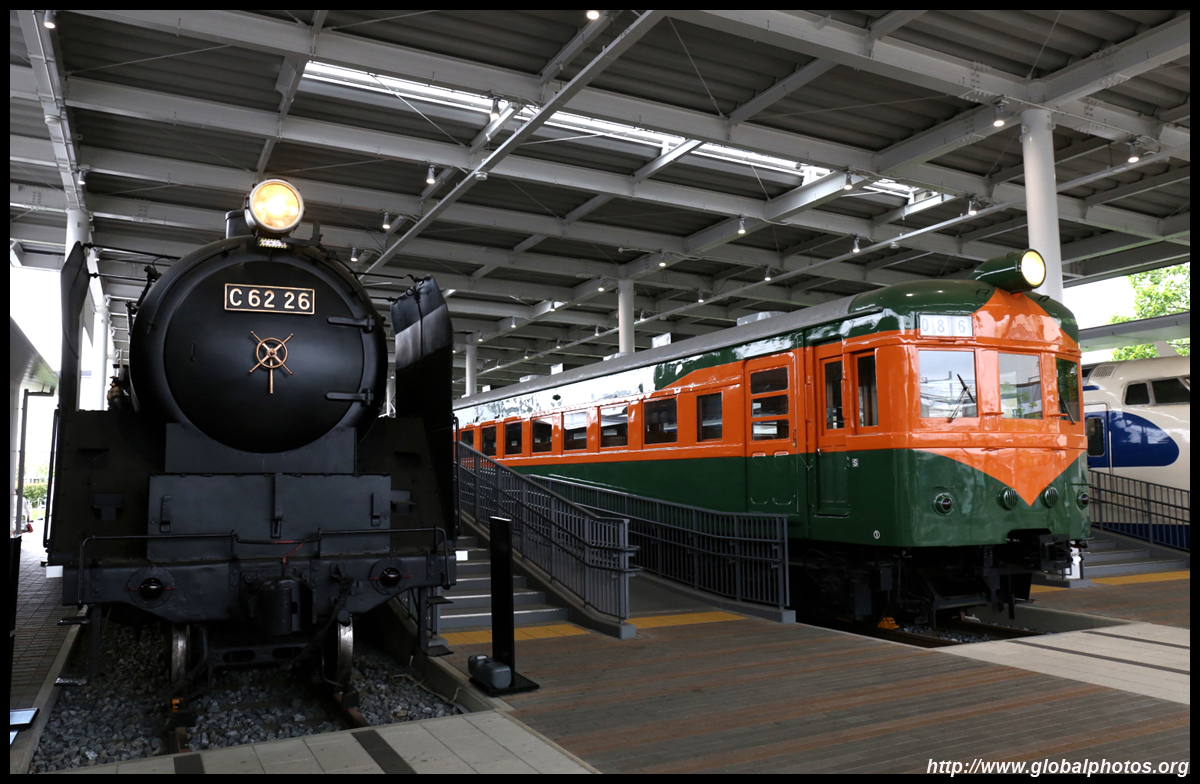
[455,443,637,621]
[1088,471,1190,552]
[531,476,790,611]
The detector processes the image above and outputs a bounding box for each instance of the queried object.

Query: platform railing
[455,443,637,622]
[530,477,790,612]
[1088,471,1190,552]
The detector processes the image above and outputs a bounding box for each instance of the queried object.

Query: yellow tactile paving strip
[1092,570,1190,585]
[630,611,743,629]
[443,624,591,646]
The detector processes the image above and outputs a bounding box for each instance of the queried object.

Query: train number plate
[919,314,972,338]
[224,284,314,315]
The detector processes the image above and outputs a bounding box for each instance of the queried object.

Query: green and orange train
[453,250,1090,619]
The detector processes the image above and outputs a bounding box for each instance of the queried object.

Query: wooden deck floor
[443,614,1190,773]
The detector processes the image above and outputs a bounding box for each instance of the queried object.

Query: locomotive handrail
[455,442,636,622]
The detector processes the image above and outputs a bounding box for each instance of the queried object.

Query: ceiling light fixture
[350,246,358,262]
[698,292,705,303]
[843,170,854,191]
[586,10,601,21]
[764,267,772,282]
[658,259,667,267]
[993,100,1009,128]
[967,196,978,217]
[1127,138,1142,164]
[425,165,436,185]
[76,168,86,186]
[42,9,56,29]
[852,235,861,253]
[382,212,391,230]
[597,282,605,292]
[489,97,501,121]
[737,216,746,235]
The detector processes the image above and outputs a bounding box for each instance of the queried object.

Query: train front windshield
[915,348,1081,426]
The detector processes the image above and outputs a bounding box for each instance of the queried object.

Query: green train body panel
[514,450,1089,548]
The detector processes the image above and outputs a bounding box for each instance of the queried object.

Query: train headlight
[1076,490,1090,509]
[969,248,1046,293]
[933,493,954,515]
[246,179,304,235]
[997,487,1018,510]
[1042,487,1060,508]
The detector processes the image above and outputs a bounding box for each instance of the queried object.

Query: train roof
[1086,355,1191,388]
[456,278,1073,411]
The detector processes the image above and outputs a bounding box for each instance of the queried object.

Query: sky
[8,264,1140,478]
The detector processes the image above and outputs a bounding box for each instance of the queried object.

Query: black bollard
[469,516,538,696]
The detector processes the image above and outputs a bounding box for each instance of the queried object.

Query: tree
[1108,263,1190,360]
[22,481,47,508]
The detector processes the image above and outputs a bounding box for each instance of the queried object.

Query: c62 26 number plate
[224,284,314,315]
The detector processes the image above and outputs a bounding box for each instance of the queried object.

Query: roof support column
[464,343,477,397]
[65,208,89,257]
[617,278,635,355]
[1020,108,1064,301]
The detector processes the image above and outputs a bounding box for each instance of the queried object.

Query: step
[452,574,527,591]
[1085,537,1117,551]
[457,560,495,577]
[437,603,570,629]
[1084,556,1191,578]
[455,535,479,549]
[1083,547,1150,564]
[443,588,545,609]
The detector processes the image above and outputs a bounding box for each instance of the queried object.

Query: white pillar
[65,208,89,257]
[617,278,634,355]
[1020,108,1063,302]
[464,343,477,397]
[385,365,396,417]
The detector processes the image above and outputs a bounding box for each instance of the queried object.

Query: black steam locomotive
[47,180,457,695]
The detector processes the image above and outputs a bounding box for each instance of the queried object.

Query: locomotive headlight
[247,179,304,235]
[1020,250,1046,288]
[933,493,954,515]
[969,248,1046,293]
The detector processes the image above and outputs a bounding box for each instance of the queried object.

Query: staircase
[438,535,569,630]
[1083,531,1190,578]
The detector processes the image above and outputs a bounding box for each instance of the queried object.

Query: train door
[814,343,850,516]
[744,354,800,514]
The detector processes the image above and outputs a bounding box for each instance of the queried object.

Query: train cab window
[857,354,878,427]
[504,421,522,455]
[750,367,788,394]
[532,417,554,453]
[461,429,474,447]
[1056,358,1081,422]
[1124,383,1150,406]
[600,405,628,447]
[564,411,588,451]
[999,353,1042,419]
[1085,417,1106,456]
[919,351,976,419]
[697,393,722,441]
[1151,378,1190,405]
[644,398,678,444]
[824,360,844,429]
[480,425,497,457]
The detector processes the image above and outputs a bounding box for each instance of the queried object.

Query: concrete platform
[1031,570,1190,628]
[47,710,594,774]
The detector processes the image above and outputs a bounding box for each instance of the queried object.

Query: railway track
[802,613,1047,649]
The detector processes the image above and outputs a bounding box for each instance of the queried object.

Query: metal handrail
[531,476,790,611]
[455,443,636,621]
[1088,471,1190,552]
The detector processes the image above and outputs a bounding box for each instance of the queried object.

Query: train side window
[480,425,497,457]
[857,354,878,427]
[460,429,474,447]
[564,411,588,451]
[644,398,678,444]
[697,393,722,441]
[999,353,1040,419]
[824,360,844,429]
[750,368,788,394]
[1124,383,1150,406]
[1151,378,1190,405]
[751,395,787,417]
[752,419,789,440]
[919,351,976,419]
[504,421,522,456]
[600,405,628,447]
[532,417,554,453]
[1085,417,1106,456]
[1056,358,1081,422]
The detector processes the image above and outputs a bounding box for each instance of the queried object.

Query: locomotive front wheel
[323,617,354,689]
